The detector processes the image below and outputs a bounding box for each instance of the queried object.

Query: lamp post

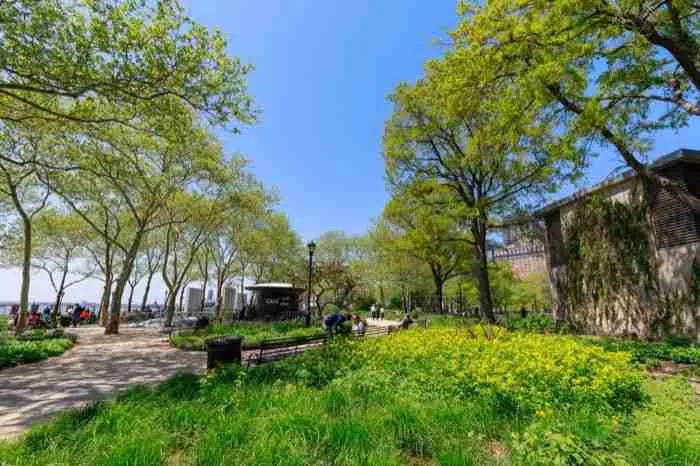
[305,241,316,326]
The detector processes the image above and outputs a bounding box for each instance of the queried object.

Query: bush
[352,296,375,311]
[169,321,324,351]
[590,337,700,365]
[389,294,402,309]
[16,328,77,342]
[0,337,75,369]
[504,314,555,333]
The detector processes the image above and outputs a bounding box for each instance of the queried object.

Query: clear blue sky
[1,1,697,303]
[182,0,460,241]
[184,0,699,240]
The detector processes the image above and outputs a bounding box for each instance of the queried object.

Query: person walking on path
[72,307,81,328]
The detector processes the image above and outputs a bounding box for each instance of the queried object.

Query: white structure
[185,287,203,314]
[222,287,236,313]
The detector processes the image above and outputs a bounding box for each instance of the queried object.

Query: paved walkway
[0,327,206,439]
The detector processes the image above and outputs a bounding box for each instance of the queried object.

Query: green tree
[31,210,93,320]
[370,222,433,313]
[0,127,51,333]
[384,60,579,322]
[47,119,229,334]
[381,191,471,313]
[0,0,255,131]
[161,182,251,326]
[250,213,302,284]
[311,231,361,316]
[454,0,700,210]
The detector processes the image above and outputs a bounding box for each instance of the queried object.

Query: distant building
[535,148,700,340]
[491,223,547,279]
[245,283,305,320]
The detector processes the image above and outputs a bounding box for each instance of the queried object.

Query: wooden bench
[244,334,328,366]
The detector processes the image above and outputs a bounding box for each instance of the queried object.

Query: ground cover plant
[589,337,700,366]
[169,321,324,351]
[0,330,76,369]
[2,326,683,465]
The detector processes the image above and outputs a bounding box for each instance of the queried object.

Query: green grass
[623,376,700,465]
[0,337,76,369]
[4,327,690,465]
[170,321,324,350]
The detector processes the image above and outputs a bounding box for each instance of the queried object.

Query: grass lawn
[169,321,324,351]
[3,325,698,465]
[0,335,76,370]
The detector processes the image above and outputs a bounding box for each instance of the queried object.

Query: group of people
[369,304,385,320]
[322,307,415,336]
[9,303,97,329]
[322,312,368,336]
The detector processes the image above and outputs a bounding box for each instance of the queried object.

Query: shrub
[590,337,700,365]
[504,314,555,333]
[352,296,375,311]
[0,337,75,369]
[347,328,645,412]
[169,321,324,351]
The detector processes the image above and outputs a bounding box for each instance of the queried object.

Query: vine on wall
[560,195,661,337]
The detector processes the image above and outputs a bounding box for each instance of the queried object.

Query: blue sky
[183,0,460,241]
[1,0,698,303]
[184,0,699,240]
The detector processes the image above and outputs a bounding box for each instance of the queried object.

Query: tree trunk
[165,286,178,327]
[472,218,496,323]
[127,284,136,314]
[15,216,32,334]
[99,241,113,327]
[99,276,112,326]
[52,264,68,325]
[105,233,144,335]
[200,267,208,313]
[239,264,246,311]
[430,266,445,313]
[215,273,225,323]
[105,273,128,334]
[140,271,154,312]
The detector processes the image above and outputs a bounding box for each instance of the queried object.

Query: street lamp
[305,241,316,326]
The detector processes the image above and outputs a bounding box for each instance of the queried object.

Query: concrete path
[0,327,206,440]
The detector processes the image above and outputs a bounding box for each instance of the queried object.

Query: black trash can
[206,336,242,370]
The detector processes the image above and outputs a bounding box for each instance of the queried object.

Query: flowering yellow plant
[344,326,645,411]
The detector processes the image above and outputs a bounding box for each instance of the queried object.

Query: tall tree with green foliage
[381,191,470,313]
[31,210,93,320]
[0,127,51,333]
[46,118,231,334]
[453,0,700,210]
[369,221,434,313]
[384,58,580,322]
[0,0,255,131]
[250,212,302,284]
[311,231,361,316]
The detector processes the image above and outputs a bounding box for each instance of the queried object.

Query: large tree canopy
[0,0,255,130]
[383,55,581,321]
[453,0,700,210]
